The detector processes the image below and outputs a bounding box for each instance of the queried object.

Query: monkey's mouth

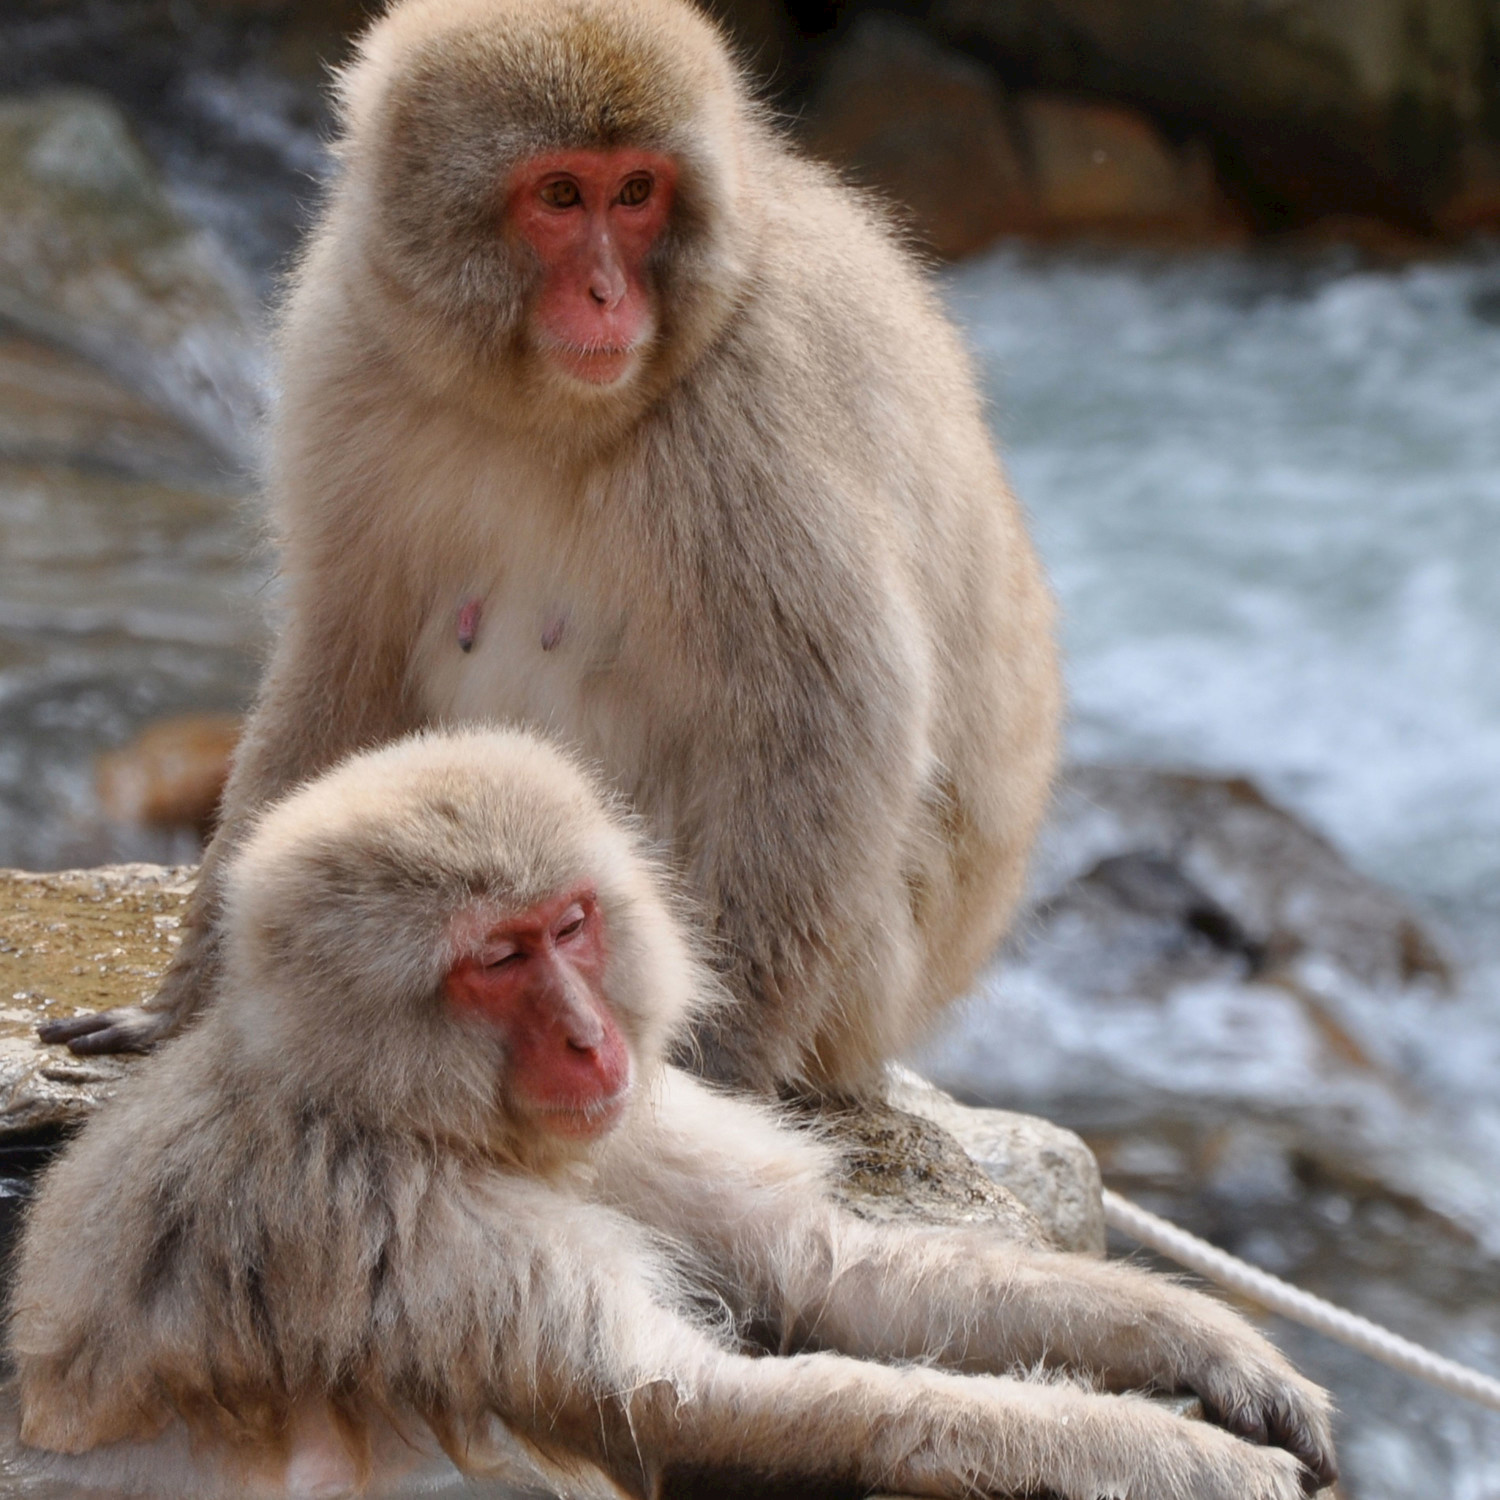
[542,333,650,387]
[532,1083,632,1139]
[551,343,637,386]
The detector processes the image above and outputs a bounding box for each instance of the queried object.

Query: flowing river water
[0,49,1496,1492]
[924,245,1500,1499]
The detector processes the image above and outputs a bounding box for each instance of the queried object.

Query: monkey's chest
[412,570,648,760]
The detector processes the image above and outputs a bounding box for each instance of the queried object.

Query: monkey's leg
[40,614,417,1055]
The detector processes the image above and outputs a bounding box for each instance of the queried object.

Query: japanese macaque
[12,731,1336,1499]
[42,0,1062,1094]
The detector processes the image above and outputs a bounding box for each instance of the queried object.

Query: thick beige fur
[11,731,1335,1498]
[52,0,1062,1092]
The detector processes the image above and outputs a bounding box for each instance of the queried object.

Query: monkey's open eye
[539,178,582,209]
[617,175,653,207]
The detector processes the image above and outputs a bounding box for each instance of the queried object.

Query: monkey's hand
[793,1228,1337,1490]
[668,1358,1325,1500]
[959,1385,1327,1500]
[1162,1311,1338,1493]
[37,1005,178,1055]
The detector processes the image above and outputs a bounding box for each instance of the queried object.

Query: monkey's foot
[38,1006,172,1055]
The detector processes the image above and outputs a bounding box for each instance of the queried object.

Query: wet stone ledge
[0,863,192,1136]
[0,862,1106,1252]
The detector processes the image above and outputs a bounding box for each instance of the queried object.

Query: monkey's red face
[445,888,632,1139]
[508,149,677,385]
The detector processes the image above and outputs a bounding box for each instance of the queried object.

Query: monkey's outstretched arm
[781,1219,1337,1490]
[39,606,418,1055]
[496,1253,1318,1500]
[602,1076,1335,1491]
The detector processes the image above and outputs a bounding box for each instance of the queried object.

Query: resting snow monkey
[12,731,1336,1500]
[42,0,1062,1093]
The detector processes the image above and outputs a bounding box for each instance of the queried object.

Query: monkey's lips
[545,340,641,386]
[530,1084,632,1139]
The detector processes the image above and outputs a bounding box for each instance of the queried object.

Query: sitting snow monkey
[10,731,1336,1499]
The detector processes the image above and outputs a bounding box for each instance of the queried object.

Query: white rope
[1103,1189,1500,1414]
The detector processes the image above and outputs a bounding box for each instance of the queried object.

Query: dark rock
[924,0,1497,236]
[803,16,1239,254]
[1033,766,1450,995]
[804,16,1032,258]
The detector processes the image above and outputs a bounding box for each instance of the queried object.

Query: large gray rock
[0,90,266,467]
[887,1063,1106,1253]
[1,862,1105,1255]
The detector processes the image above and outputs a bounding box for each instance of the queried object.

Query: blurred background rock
[8,0,1500,261]
[1,3,1498,1496]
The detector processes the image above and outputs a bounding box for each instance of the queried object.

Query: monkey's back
[627,140,1063,1061]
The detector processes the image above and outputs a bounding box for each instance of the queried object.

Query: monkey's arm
[788,1219,1336,1488]
[602,1074,1336,1491]
[39,607,418,1055]
[475,1189,1317,1500]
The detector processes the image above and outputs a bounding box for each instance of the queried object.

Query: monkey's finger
[1276,1409,1338,1491]
[38,1007,164,1055]
[38,1012,116,1044]
[1200,1389,1268,1449]
[1208,1387,1336,1492]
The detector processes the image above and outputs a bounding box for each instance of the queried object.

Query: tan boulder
[0,862,1105,1256]
[95,713,241,833]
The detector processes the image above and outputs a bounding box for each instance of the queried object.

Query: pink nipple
[457,598,483,653]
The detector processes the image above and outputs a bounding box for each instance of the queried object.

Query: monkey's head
[220,729,709,1162]
[331,0,754,427]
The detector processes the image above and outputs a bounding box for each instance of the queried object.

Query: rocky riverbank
[6,0,1500,265]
